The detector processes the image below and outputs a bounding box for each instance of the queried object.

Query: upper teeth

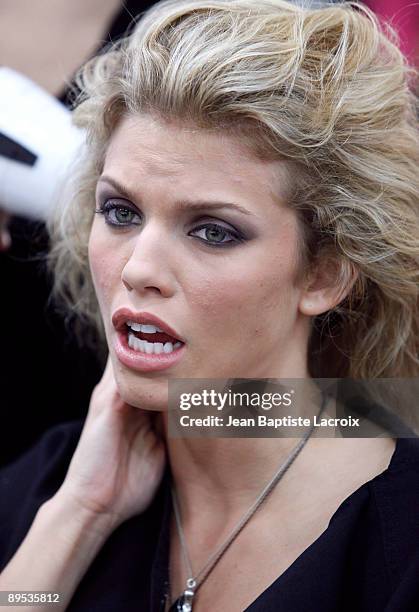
[127,321,164,333]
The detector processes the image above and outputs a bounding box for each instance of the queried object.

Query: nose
[121,222,175,298]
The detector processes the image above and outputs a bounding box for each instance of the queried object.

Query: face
[88,114,313,410]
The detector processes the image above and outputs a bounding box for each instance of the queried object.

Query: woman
[1,0,418,610]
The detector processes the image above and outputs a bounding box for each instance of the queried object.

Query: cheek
[88,225,123,312]
[185,249,298,338]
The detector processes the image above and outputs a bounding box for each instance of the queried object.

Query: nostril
[122,278,133,292]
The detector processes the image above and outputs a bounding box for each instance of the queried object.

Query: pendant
[167,594,191,612]
[168,578,196,612]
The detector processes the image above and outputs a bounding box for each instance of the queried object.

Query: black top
[1,420,419,612]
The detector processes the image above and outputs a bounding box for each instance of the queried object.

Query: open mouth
[125,321,184,355]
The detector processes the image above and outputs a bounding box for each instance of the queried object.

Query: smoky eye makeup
[95,201,247,247]
[95,199,142,227]
[94,182,255,246]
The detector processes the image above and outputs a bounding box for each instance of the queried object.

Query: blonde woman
[1,1,418,611]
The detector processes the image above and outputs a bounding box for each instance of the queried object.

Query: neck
[166,436,306,516]
[160,375,325,522]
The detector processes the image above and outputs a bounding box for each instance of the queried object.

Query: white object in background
[0,67,85,221]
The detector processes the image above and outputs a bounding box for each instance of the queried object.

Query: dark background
[0,0,155,467]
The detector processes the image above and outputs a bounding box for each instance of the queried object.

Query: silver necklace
[167,393,328,612]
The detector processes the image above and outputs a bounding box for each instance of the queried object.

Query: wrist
[42,488,118,538]
[0,490,116,600]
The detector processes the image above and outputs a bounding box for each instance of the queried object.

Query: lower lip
[113,330,186,373]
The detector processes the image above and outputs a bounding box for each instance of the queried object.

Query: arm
[0,356,166,611]
[0,493,114,612]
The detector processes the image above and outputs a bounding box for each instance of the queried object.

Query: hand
[56,356,166,530]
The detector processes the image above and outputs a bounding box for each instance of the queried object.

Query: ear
[298,255,359,317]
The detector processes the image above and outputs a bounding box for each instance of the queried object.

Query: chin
[116,373,169,412]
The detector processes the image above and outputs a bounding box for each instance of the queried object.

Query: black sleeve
[0,419,85,572]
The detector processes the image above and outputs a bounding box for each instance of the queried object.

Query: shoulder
[0,419,85,570]
[378,436,419,500]
[371,436,419,519]
[388,436,419,467]
[369,437,419,596]
[376,433,419,496]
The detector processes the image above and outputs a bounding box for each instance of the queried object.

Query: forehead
[102,113,292,207]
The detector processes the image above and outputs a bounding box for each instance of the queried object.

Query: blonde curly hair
[47,0,419,378]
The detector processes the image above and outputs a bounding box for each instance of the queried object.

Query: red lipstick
[111,307,186,373]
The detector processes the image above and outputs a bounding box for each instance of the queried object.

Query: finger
[0,211,11,251]
[0,229,11,251]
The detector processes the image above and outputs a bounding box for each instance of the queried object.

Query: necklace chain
[168,392,328,608]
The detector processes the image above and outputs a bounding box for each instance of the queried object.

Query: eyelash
[94,200,245,248]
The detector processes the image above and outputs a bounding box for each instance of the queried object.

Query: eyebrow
[97,175,255,217]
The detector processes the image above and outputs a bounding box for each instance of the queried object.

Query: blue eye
[95,200,141,227]
[95,200,244,247]
[189,223,242,247]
